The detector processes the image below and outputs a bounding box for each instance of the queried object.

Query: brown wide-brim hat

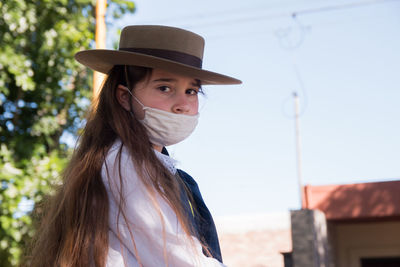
[75,25,241,85]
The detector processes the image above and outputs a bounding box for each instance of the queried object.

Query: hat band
[119,48,202,68]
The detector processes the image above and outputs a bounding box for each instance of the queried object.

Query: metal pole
[93,0,107,99]
[293,92,304,209]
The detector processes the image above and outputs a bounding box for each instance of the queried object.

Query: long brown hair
[27,65,203,267]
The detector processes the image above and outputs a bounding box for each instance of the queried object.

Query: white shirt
[102,141,225,267]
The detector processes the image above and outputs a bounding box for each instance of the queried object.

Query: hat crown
[119,25,205,60]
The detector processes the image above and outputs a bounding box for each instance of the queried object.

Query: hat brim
[75,49,242,85]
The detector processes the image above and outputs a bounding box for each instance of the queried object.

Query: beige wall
[332,221,400,267]
[219,229,292,267]
[215,212,292,267]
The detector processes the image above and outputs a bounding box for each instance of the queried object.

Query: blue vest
[162,148,223,263]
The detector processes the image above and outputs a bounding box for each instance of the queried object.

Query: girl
[29,25,241,267]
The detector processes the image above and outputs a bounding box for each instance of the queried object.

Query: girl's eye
[158,86,171,92]
[186,88,199,95]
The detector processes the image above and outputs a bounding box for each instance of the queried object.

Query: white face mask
[126,89,199,147]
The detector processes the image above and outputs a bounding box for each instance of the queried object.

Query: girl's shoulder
[102,139,135,179]
[107,139,124,155]
[105,139,131,164]
[101,139,141,194]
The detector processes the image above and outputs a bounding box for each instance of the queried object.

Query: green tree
[0,1,135,265]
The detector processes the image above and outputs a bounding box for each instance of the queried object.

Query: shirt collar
[154,149,177,174]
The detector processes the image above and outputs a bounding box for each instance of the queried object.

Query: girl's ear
[116,84,131,111]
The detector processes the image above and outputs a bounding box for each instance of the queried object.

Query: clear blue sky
[107,0,400,217]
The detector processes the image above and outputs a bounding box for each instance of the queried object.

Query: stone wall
[290,209,330,267]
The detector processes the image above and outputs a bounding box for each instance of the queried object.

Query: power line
[293,0,399,17]
[202,6,392,42]
[133,0,321,25]
[137,0,400,30]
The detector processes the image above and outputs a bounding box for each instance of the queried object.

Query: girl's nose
[172,95,190,114]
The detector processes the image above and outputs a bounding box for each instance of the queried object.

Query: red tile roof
[303,180,400,220]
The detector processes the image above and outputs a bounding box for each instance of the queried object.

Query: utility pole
[93,0,107,99]
[293,92,304,209]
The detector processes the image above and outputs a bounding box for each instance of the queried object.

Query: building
[290,180,400,267]
[217,180,400,267]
